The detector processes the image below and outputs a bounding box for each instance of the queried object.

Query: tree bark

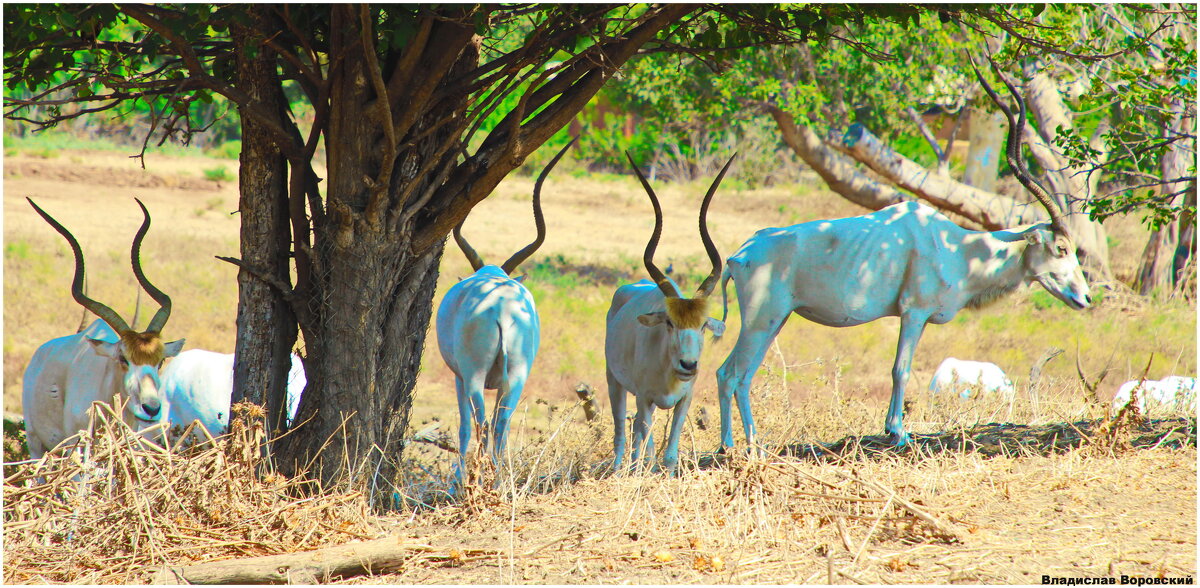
[230,7,297,437]
[963,106,1005,193]
[1135,99,1196,295]
[270,9,465,495]
[840,123,1043,230]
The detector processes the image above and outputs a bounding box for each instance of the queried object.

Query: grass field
[3,140,1196,583]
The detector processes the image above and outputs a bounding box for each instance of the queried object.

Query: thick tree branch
[758,101,909,212]
[840,123,1043,229]
[409,3,694,253]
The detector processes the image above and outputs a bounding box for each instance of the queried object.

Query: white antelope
[1113,376,1197,415]
[928,358,1015,400]
[163,349,307,439]
[22,198,185,459]
[605,152,733,472]
[714,60,1092,447]
[436,139,574,481]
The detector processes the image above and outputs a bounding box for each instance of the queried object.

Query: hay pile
[3,402,381,584]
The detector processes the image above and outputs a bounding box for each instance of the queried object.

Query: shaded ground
[782,417,1197,461]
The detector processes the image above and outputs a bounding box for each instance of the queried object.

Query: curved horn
[501,136,578,274]
[626,151,683,299]
[27,198,131,334]
[132,198,173,333]
[694,153,736,298]
[452,221,485,271]
[971,55,1070,236]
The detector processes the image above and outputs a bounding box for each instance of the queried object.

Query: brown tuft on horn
[28,198,132,334]
[970,54,1070,237]
[132,199,173,333]
[452,221,485,272]
[626,151,683,299]
[501,137,578,274]
[694,153,736,298]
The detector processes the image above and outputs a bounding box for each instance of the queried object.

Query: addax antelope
[22,199,185,459]
[928,358,1015,400]
[605,152,734,473]
[715,58,1091,448]
[1113,376,1197,415]
[436,138,575,483]
[163,349,307,440]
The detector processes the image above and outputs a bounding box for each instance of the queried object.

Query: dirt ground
[3,147,1196,584]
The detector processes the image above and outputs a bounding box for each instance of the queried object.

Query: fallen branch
[151,536,453,584]
[849,475,962,543]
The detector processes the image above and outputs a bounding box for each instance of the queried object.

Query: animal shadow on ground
[692,417,1196,470]
[501,417,1195,499]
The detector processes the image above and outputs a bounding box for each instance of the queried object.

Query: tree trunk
[272,12,471,499]
[1135,99,1195,295]
[1022,72,1112,279]
[963,106,1004,193]
[841,123,1042,230]
[249,6,689,498]
[230,8,297,437]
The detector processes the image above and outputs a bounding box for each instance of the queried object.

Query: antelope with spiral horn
[435,138,575,484]
[714,55,1091,448]
[605,152,734,473]
[22,198,185,458]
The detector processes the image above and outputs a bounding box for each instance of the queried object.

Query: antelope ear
[513,275,527,284]
[1024,230,1046,245]
[163,339,186,358]
[705,317,726,339]
[87,338,120,358]
[637,312,667,327]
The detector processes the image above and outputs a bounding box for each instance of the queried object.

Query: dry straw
[3,401,380,584]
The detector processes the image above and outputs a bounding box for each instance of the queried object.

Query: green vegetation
[202,165,234,182]
[5,240,31,261]
[204,140,242,160]
[4,129,200,158]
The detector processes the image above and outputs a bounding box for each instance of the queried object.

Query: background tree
[9,4,1029,498]
[1051,5,1197,296]
[601,4,1196,284]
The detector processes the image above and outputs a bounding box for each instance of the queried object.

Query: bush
[203,165,234,182]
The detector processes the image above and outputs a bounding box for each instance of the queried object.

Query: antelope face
[1024,226,1091,310]
[90,332,185,423]
[638,298,726,382]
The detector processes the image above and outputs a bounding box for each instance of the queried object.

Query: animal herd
[17,65,1196,487]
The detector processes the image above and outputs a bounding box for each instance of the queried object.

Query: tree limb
[757,101,909,212]
[150,536,447,584]
[840,123,1044,229]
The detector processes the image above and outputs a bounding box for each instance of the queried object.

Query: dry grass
[3,402,381,584]
[4,385,1194,583]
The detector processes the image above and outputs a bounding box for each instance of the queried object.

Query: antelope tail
[719,265,734,324]
[490,318,510,417]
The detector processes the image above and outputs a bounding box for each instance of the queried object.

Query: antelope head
[627,152,734,382]
[972,56,1092,310]
[452,137,578,277]
[29,198,185,424]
